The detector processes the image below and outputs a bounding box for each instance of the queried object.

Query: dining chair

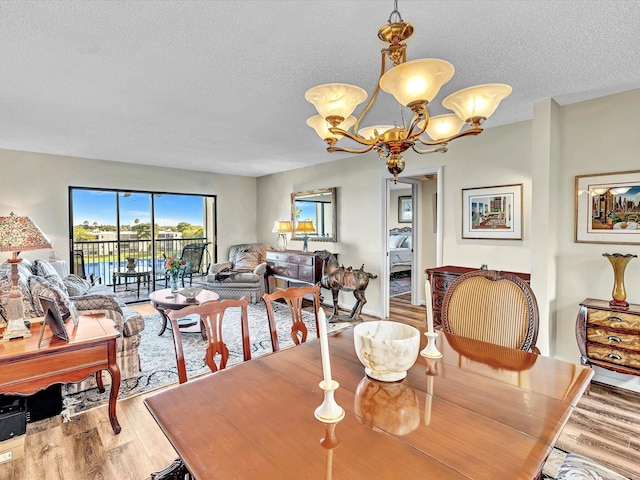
[440,269,540,353]
[166,297,250,384]
[261,285,320,352]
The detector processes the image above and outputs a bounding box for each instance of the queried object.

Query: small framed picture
[575,170,640,244]
[462,184,523,240]
[38,296,69,347]
[398,196,412,223]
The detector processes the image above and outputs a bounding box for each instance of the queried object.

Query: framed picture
[38,296,69,347]
[398,196,412,223]
[575,170,640,244]
[462,184,523,240]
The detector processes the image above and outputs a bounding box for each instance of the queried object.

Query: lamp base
[277,233,288,252]
[302,235,309,253]
[1,318,32,342]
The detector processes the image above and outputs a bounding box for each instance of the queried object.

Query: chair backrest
[441,270,539,352]
[180,243,208,275]
[72,249,86,277]
[166,297,250,384]
[261,285,320,351]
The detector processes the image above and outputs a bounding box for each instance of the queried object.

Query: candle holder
[420,331,442,358]
[315,380,345,424]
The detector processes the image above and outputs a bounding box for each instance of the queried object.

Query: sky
[72,190,205,226]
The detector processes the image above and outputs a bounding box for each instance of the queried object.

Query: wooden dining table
[144,325,593,479]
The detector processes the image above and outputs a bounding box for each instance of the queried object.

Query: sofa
[205,243,272,303]
[0,258,145,393]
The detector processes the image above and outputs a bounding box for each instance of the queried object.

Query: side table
[149,288,219,340]
[0,313,122,434]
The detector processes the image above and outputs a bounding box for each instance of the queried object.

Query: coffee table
[149,288,219,340]
[113,266,152,298]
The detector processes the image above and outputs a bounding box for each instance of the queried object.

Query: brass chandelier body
[305,1,512,182]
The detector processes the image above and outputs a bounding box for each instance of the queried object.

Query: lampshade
[591,187,609,195]
[611,187,631,195]
[295,220,316,234]
[358,125,395,141]
[422,114,465,141]
[379,59,455,106]
[305,83,368,122]
[307,115,357,141]
[272,220,293,234]
[0,212,52,252]
[442,83,512,123]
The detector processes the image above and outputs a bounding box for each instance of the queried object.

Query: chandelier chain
[388,0,403,24]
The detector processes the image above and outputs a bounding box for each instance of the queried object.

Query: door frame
[380,165,443,319]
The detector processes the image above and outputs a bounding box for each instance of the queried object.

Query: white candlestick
[317,308,333,386]
[425,280,434,334]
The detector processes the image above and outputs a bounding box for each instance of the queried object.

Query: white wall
[0,149,257,265]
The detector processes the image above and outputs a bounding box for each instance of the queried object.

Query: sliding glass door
[69,187,216,287]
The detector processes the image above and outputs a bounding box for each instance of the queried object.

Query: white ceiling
[1,0,639,177]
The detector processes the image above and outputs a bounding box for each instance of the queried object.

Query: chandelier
[305,0,512,182]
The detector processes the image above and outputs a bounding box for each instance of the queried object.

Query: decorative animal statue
[315,250,377,321]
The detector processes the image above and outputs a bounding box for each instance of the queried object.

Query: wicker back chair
[441,270,540,353]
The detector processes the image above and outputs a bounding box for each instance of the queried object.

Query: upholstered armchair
[205,243,272,303]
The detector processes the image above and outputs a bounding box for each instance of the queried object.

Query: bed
[389,227,412,276]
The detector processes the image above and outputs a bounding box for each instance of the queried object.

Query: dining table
[144,324,593,479]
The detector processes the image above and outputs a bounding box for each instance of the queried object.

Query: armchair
[205,243,272,303]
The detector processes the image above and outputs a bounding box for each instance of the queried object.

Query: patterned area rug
[63,302,351,416]
[390,272,411,297]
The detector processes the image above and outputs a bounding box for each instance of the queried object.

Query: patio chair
[72,249,101,285]
[164,242,209,288]
[441,269,540,353]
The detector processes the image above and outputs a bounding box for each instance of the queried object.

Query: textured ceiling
[1,0,639,177]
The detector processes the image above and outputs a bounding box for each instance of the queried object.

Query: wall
[0,149,257,265]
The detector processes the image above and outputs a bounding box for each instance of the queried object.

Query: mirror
[291,188,337,242]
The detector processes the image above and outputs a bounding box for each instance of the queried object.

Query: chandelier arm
[352,49,389,139]
[329,127,378,146]
[416,126,484,146]
[412,144,448,155]
[406,104,428,140]
[327,144,376,154]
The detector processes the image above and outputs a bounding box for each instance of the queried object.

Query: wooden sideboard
[576,298,640,377]
[266,250,326,288]
[425,265,531,327]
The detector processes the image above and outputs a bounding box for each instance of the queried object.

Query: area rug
[390,272,411,297]
[63,302,351,416]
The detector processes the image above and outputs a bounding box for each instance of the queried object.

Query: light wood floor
[1,294,638,479]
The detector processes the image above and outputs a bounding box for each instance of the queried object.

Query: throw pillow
[389,235,406,248]
[28,275,71,317]
[234,251,261,270]
[34,259,68,293]
[63,274,92,297]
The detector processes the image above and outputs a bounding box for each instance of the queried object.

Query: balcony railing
[71,237,210,287]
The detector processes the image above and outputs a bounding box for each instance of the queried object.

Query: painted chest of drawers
[265,250,325,286]
[576,298,640,376]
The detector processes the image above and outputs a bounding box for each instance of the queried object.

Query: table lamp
[295,220,316,252]
[0,212,52,341]
[272,220,293,251]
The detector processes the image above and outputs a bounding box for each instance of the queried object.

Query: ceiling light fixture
[305,0,512,182]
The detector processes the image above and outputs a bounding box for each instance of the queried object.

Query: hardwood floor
[1,295,638,479]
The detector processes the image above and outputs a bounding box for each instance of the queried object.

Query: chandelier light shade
[0,212,52,341]
[272,220,293,251]
[305,0,512,182]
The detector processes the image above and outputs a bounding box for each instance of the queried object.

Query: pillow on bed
[389,235,406,248]
[401,236,412,248]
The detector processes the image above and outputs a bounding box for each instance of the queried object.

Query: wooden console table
[0,313,122,434]
[576,298,640,377]
[266,250,327,288]
[425,266,531,327]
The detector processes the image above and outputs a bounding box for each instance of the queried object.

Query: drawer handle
[607,335,622,342]
[607,316,623,323]
[607,353,622,360]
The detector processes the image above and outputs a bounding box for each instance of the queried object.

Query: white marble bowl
[353,321,420,382]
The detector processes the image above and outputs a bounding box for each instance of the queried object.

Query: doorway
[381,167,442,319]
